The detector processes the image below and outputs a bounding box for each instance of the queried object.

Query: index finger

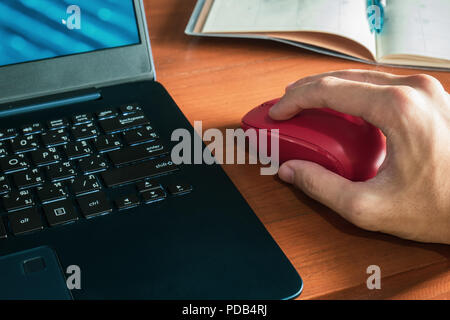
[269,76,398,133]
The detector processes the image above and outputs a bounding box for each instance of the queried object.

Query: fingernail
[268,104,279,117]
[278,164,294,184]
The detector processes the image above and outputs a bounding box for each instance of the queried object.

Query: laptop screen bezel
[0,0,154,105]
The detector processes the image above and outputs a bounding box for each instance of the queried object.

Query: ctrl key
[77,191,112,218]
[8,208,43,236]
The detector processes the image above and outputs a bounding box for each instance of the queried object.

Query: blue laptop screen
[0,0,140,67]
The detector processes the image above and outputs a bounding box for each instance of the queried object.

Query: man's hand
[269,70,450,244]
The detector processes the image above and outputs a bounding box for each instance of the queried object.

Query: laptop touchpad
[0,246,72,300]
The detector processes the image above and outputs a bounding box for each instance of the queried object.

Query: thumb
[278,160,369,223]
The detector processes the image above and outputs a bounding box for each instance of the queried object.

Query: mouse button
[241,107,279,130]
[296,110,370,150]
[276,113,349,151]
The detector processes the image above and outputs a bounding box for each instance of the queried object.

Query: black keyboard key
[93,134,122,153]
[0,128,17,141]
[77,191,112,218]
[96,109,118,120]
[123,125,159,146]
[46,161,76,182]
[0,175,11,195]
[41,129,69,147]
[43,199,78,226]
[115,194,140,210]
[8,208,43,235]
[12,168,43,189]
[136,180,161,193]
[119,103,142,115]
[167,183,193,196]
[0,219,6,239]
[99,111,150,134]
[47,118,69,130]
[37,182,67,204]
[71,122,99,141]
[72,113,94,125]
[70,174,101,196]
[108,142,166,166]
[10,135,39,153]
[30,147,61,166]
[142,188,166,203]
[63,140,92,159]
[78,154,108,174]
[101,156,178,187]
[0,141,8,158]
[21,122,43,135]
[3,189,34,212]
[0,154,29,174]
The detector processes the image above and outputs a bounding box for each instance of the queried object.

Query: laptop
[0,0,302,299]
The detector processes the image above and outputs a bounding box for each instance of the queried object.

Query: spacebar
[101,157,178,187]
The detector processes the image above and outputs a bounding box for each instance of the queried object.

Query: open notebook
[186,0,450,70]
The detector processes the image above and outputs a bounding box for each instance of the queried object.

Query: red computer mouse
[241,98,386,181]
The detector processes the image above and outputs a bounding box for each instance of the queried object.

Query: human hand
[269,70,450,244]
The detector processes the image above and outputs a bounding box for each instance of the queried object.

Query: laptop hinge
[0,88,101,118]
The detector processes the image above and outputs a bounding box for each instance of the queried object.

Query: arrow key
[166,183,192,196]
[142,188,166,204]
[115,194,140,210]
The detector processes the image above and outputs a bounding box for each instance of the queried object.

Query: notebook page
[376,0,450,61]
[202,0,376,55]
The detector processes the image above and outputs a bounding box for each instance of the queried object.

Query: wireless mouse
[241,98,386,181]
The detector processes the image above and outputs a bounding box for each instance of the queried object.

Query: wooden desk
[144,0,450,299]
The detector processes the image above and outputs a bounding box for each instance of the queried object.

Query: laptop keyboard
[0,103,192,239]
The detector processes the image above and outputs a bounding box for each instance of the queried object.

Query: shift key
[108,142,167,166]
[99,111,150,134]
[101,156,178,187]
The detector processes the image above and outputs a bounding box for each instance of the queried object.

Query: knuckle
[386,86,414,104]
[384,86,417,121]
[407,74,442,91]
[344,193,379,230]
[315,76,337,89]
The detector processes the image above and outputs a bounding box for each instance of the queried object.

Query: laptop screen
[0,0,140,67]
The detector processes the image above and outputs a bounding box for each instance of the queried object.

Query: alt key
[8,208,43,236]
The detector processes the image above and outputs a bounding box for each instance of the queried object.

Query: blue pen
[366,0,384,34]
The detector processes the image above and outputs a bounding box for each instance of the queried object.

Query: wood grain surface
[144,0,450,299]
